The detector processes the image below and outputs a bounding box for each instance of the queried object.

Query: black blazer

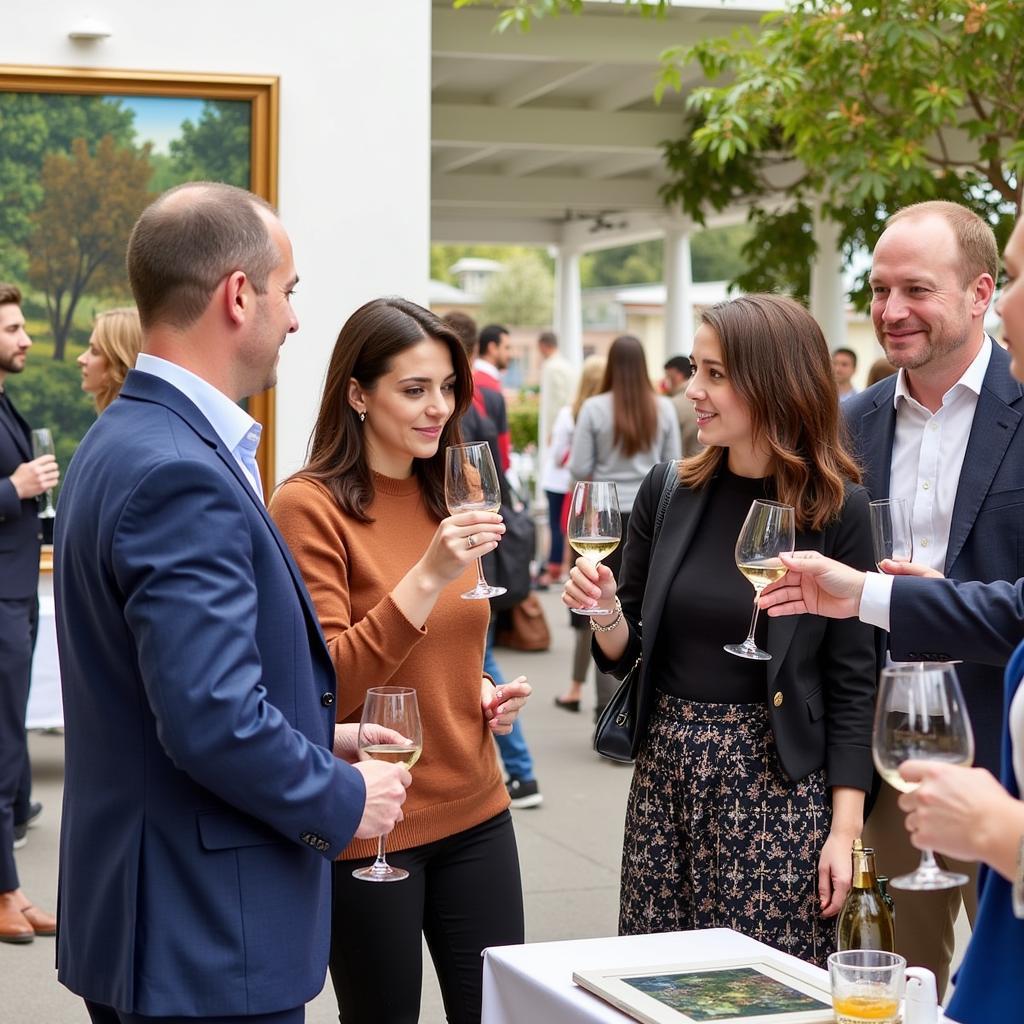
[842,339,1024,772]
[0,387,42,599]
[594,464,878,792]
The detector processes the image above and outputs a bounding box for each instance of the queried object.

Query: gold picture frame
[0,64,280,489]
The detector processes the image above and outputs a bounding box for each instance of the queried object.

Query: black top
[651,467,771,703]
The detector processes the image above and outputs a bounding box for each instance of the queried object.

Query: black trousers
[86,1002,303,1023]
[330,810,524,1024]
[0,595,37,891]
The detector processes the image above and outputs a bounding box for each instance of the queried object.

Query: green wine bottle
[836,838,895,952]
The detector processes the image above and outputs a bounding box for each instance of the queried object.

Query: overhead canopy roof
[430,0,777,248]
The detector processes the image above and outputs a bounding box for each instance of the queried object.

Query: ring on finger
[467,534,476,549]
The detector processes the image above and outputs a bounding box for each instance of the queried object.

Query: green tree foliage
[480,252,554,325]
[170,101,251,186]
[430,243,554,284]
[0,94,136,279]
[27,136,153,359]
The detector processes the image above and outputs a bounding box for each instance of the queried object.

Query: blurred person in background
[663,355,701,457]
[78,307,143,413]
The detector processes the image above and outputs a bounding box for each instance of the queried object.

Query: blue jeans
[486,622,535,782]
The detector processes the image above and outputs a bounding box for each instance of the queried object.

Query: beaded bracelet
[589,597,623,632]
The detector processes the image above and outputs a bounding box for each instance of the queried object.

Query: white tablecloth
[26,573,63,729]
[482,929,950,1024]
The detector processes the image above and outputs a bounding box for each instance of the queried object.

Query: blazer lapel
[946,344,1024,573]
[857,383,897,500]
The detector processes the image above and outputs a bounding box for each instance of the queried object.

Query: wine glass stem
[919,848,939,873]
[475,557,488,589]
[743,594,762,647]
[373,834,389,870]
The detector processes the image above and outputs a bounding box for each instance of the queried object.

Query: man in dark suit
[792,201,1021,995]
[0,283,59,945]
[54,183,410,1024]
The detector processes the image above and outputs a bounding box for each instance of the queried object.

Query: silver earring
[359,411,366,423]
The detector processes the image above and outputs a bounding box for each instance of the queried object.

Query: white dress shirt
[135,354,265,502]
[859,339,992,631]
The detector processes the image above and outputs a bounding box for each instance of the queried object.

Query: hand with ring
[467,534,476,549]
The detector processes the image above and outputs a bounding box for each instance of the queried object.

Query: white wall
[3,1,431,481]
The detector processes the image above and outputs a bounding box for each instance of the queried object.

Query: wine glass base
[723,642,772,661]
[460,584,507,600]
[352,863,410,882]
[571,606,615,616]
[888,867,968,891]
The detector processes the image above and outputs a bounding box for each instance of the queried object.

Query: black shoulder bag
[593,461,679,763]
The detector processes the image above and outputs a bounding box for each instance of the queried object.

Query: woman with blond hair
[77,307,143,412]
[564,295,876,968]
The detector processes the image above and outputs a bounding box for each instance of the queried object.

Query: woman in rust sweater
[270,297,530,1024]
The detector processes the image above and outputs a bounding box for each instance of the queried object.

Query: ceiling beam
[433,103,684,153]
[433,172,665,212]
[581,153,661,180]
[432,216,562,246]
[433,146,501,174]
[491,62,594,108]
[501,151,571,177]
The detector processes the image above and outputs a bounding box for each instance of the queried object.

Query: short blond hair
[91,307,143,412]
[885,201,999,285]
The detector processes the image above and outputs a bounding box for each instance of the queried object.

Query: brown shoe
[19,904,56,937]
[0,894,34,944]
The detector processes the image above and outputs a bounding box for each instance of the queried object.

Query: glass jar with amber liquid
[836,839,895,953]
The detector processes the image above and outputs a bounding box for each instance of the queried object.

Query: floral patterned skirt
[619,691,834,969]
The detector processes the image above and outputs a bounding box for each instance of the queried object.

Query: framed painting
[0,64,280,491]
[573,957,835,1024]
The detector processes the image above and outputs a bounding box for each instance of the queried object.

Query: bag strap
[650,460,679,556]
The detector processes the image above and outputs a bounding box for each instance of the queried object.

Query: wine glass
[869,498,913,571]
[352,686,422,883]
[444,442,506,600]
[567,481,622,616]
[872,663,974,890]
[723,499,795,661]
[31,428,56,519]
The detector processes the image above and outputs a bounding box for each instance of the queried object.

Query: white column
[555,246,583,369]
[809,209,846,349]
[663,225,694,360]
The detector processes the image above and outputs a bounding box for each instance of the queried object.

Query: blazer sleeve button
[321,692,335,707]
[772,691,784,708]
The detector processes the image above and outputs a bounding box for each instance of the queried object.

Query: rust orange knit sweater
[270,472,508,859]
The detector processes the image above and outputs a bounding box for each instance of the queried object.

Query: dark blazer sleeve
[590,464,660,678]
[819,485,879,791]
[0,476,19,520]
[888,575,1024,667]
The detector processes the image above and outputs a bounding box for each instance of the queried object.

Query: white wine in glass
[31,428,56,519]
[353,686,422,883]
[444,442,507,600]
[724,499,795,661]
[872,664,974,890]
[567,481,622,616]
[869,498,913,572]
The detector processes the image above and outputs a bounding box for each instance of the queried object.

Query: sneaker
[15,802,42,831]
[506,778,543,809]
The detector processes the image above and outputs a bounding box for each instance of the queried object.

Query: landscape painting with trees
[0,68,274,487]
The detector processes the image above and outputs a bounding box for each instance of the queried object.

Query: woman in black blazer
[564,294,877,968]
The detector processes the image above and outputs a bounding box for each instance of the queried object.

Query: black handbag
[593,461,679,763]
[482,492,535,613]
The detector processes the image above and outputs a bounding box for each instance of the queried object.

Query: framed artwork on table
[0,64,280,494]
[573,957,834,1024]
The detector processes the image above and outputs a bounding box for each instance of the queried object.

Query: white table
[482,929,950,1024]
[26,571,63,730]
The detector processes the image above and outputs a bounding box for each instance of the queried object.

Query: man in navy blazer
[0,283,59,944]
[54,183,410,1024]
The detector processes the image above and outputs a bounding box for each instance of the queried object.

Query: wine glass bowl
[872,664,974,890]
[353,686,422,883]
[567,481,622,616]
[444,442,506,600]
[723,499,795,661]
[31,427,56,519]
[869,498,913,572]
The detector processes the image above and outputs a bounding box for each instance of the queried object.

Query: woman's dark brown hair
[680,294,861,531]
[600,334,658,457]
[296,297,471,522]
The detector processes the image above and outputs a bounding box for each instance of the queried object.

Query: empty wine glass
[869,498,913,571]
[31,428,56,519]
[723,499,795,661]
[444,442,506,600]
[567,481,622,616]
[872,663,974,890]
[352,686,422,883]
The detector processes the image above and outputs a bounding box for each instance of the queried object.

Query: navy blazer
[944,641,1024,1024]
[843,340,1024,772]
[594,465,878,791]
[0,387,42,599]
[54,371,366,1018]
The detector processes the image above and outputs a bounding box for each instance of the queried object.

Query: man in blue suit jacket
[54,183,410,1024]
[0,283,59,944]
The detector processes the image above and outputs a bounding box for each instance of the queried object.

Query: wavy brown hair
[680,294,861,531]
[295,297,471,523]
[600,335,658,457]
